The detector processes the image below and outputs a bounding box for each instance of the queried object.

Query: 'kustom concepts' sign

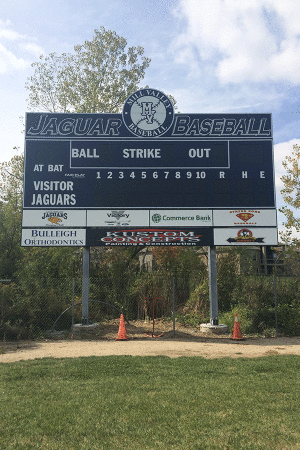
[86,228,214,247]
[22,88,277,246]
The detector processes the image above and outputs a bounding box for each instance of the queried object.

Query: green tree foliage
[151,247,205,275]
[25,26,151,113]
[17,247,81,280]
[0,153,23,278]
[130,248,208,321]
[216,247,242,312]
[280,143,300,244]
[89,247,142,307]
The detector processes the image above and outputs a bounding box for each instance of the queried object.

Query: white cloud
[0,20,44,73]
[274,138,297,161]
[0,19,12,27]
[19,42,44,57]
[0,28,27,41]
[173,0,300,85]
[0,43,28,73]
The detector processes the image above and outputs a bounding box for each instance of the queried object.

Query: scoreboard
[21,88,277,247]
[23,138,274,209]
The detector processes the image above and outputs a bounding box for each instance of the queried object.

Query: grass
[1,355,300,449]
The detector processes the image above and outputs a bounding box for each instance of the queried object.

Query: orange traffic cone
[116,314,128,341]
[231,314,244,340]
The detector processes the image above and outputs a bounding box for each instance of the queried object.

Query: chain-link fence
[1,266,300,340]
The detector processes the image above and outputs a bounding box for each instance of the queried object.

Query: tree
[25,26,151,113]
[0,152,24,278]
[280,143,300,244]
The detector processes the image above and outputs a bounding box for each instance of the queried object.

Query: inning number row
[96,171,208,179]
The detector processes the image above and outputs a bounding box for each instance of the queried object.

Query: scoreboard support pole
[208,246,218,325]
[82,247,90,325]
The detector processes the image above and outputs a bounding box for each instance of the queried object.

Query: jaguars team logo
[122,88,174,137]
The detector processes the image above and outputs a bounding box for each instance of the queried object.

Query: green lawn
[1,355,300,450]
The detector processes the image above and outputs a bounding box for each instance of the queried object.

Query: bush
[176,280,210,326]
[219,306,254,334]
[277,303,300,336]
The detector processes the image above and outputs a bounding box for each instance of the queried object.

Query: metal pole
[71,278,75,334]
[82,246,90,325]
[273,274,278,338]
[172,277,176,338]
[152,298,155,337]
[208,245,218,325]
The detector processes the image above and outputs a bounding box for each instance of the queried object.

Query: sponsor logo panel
[213,209,277,227]
[214,227,278,246]
[21,228,86,247]
[87,210,149,227]
[22,210,86,227]
[86,227,214,247]
[150,210,213,226]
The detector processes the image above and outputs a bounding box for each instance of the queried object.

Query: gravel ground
[1,320,300,363]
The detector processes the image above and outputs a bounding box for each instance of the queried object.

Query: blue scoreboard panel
[24,112,274,210]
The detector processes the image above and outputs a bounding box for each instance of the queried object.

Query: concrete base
[71,323,100,339]
[200,323,230,335]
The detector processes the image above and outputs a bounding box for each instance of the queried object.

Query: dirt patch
[1,320,300,363]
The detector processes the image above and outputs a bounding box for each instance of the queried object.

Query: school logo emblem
[227,229,265,243]
[122,89,174,137]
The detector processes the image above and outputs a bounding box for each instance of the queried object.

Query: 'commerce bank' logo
[122,89,174,137]
[152,213,162,223]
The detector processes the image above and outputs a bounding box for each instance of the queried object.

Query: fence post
[273,273,278,338]
[71,278,75,333]
[208,245,218,325]
[172,277,175,338]
[82,247,90,325]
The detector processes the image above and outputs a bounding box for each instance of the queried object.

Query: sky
[1,0,300,238]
